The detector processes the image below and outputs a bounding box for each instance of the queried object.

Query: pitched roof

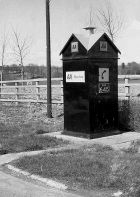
[60,32,121,55]
[59,34,87,55]
[102,33,121,54]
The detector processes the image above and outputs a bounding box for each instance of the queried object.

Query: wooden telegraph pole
[46,0,52,118]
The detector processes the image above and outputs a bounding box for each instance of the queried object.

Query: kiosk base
[62,130,122,139]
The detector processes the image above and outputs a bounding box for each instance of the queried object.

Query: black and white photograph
[0,0,139,196]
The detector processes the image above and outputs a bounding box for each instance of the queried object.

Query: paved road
[0,171,82,197]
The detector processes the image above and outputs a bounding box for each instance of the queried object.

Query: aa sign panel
[99,68,109,82]
[71,42,78,52]
[66,71,85,83]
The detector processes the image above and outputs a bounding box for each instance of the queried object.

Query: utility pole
[46,0,52,118]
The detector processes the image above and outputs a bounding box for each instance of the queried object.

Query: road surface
[0,170,82,197]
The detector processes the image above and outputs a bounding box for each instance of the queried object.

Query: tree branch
[12,28,31,80]
[97,0,125,42]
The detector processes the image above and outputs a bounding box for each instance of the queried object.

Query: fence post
[124,76,134,130]
[60,79,63,103]
[0,82,1,100]
[36,81,40,101]
[15,82,19,105]
[124,77,130,100]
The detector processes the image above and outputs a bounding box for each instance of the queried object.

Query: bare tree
[0,32,8,99]
[1,33,7,81]
[12,29,30,80]
[97,0,125,42]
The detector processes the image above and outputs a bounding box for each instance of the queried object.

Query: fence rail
[0,78,63,104]
[0,75,139,104]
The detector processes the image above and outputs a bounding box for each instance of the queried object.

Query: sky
[0,0,140,66]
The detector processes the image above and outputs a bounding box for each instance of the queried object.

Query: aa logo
[100,41,107,51]
[67,74,72,80]
[71,42,78,52]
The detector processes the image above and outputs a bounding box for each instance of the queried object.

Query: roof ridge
[60,32,121,55]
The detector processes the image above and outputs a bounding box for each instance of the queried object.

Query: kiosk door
[90,64,118,133]
[94,97,116,131]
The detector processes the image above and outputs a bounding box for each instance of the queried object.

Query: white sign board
[99,68,109,82]
[66,71,85,83]
[71,42,78,52]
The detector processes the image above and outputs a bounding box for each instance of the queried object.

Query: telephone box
[60,33,121,138]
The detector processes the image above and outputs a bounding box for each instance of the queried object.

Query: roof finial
[83,6,96,36]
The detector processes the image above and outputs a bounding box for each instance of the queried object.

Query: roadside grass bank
[10,145,117,191]
[0,102,64,135]
[10,141,140,196]
[0,102,66,153]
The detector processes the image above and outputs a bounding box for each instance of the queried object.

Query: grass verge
[0,103,66,153]
[0,132,68,153]
[11,142,140,196]
[11,144,115,190]
[0,103,64,136]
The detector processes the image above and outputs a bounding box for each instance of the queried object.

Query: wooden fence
[0,75,139,104]
[0,78,63,104]
[118,75,140,99]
